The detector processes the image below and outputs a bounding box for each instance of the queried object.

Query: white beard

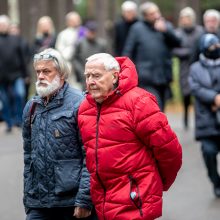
[36,74,61,97]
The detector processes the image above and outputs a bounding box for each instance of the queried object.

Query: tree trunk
[0,0,8,15]
[18,0,73,43]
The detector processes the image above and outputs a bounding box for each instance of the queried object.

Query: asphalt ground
[0,109,220,220]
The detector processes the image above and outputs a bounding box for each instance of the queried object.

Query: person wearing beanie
[189,33,220,198]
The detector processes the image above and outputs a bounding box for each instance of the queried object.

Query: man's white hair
[140,2,158,15]
[203,9,220,21]
[34,48,70,80]
[179,7,196,24]
[0,15,10,25]
[86,53,120,72]
[121,1,137,12]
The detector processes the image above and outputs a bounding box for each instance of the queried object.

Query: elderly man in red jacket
[78,53,182,220]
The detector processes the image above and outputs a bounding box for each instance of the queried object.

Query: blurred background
[1,0,220,104]
[1,1,220,220]
[1,0,219,45]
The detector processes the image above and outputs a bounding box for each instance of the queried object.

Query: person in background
[0,15,28,132]
[9,22,32,103]
[191,9,220,63]
[172,7,203,129]
[113,0,138,56]
[32,16,56,54]
[22,48,97,220]
[78,53,182,220]
[73,20,108,90]
[55,11,86,90]
[123,1,181,112]
[189,34,220,198]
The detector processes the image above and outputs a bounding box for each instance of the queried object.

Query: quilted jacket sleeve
[134,93,182,191]
[74,100,93,210]
[22,101,33,169]
[74,132,93,210]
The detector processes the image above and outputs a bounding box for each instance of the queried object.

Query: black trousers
[201,137,220,187]
[26,207,98,220]
[143,85,169,112]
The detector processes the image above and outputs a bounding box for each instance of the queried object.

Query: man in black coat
[123,2,181,111]
[113,1,138,56]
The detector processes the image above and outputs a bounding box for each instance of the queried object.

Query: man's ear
[59,73,65,80]
[112,72,119,84]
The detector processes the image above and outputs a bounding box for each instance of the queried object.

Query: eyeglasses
[33,54,58,62]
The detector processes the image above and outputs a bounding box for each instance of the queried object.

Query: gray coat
[73,37,108,90]
[22,83,92,209]
[189,55,220,139]
[173,25,203,96]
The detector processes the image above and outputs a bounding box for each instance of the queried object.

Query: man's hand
[214,94,220,108]
[154,17,167,32]
[73,206,91,218]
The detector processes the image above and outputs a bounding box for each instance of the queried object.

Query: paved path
[0,110,220,220]
[159,111,220,220]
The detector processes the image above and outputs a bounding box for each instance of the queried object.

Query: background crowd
[1,0,220,201]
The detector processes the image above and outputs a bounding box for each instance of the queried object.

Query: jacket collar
[199,54,220,67]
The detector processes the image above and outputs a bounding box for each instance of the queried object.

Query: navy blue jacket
[22,83,92,209]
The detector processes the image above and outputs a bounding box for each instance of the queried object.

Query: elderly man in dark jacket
[189,34,220,198]
[113,0,138,56]
[22,48,96,220]
[123,1,181,111]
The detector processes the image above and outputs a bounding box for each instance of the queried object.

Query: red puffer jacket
[78,57,182,220]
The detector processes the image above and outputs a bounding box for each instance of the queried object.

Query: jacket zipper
[96,104,106,220]
[128,175,143,217]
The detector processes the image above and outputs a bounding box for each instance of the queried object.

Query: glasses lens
[34,54,54,60]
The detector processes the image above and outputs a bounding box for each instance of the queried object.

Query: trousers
[26,207,98,220]
[201,137,220,187]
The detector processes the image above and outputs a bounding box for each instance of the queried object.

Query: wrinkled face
[0,21,9,34]
[84,61,118,103]
[34,60,64,97]
[144,5,161,24]
[179,16,194,28]
[123,10,137,22]
[204,16,220,33]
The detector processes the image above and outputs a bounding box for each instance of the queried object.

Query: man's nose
[37,72,45,79]
[87,77,96,84]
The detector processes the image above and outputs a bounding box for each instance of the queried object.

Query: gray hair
[33,48,70,80]
[203,9,220,21]
[121,1,137,12]
[0,15,10,33]
[179,7,196,24]
[86,53,120,72]
[0,15,10,25]
[140,2,158,16]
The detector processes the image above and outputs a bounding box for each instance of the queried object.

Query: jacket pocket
[51,111,75,138]
[128,174,143,217]
[54,159,82,196]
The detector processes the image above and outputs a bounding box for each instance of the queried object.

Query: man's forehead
[85,61,105,70]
